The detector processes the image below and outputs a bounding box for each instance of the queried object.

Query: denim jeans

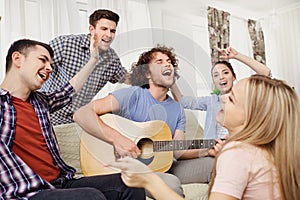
[29,174,145,200]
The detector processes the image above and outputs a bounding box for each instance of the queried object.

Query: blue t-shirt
[112,86,186,137]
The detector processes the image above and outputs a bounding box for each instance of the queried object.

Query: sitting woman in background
[108,74,300,200]
[171,47,271,140]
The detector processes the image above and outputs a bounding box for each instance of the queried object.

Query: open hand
[215,46,238,60]
[90,31,100,60]
[105,157,152,188]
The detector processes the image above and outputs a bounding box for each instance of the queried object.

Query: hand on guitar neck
[206,137,227,157]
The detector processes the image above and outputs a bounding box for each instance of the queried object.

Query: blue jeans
[29,174,145,200]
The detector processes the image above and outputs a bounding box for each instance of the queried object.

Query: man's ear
[89,25,95,33]
[145,71,151,79]
[11,51,22,68]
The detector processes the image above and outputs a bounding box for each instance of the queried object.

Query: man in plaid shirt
[41,9,129,126]
[0,39,145,199]
[41,9,130,175]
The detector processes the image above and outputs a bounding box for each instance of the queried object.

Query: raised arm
[217,47,271,76]
[73,95,141,158]
[170,83,183,102]
[69,32,100,92]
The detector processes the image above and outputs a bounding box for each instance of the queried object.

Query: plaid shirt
[0,83,76,200]
[41,34,127,125]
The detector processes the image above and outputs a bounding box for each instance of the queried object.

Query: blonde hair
[209,74,300,199]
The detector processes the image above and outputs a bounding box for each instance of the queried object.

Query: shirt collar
[0,88,12,102]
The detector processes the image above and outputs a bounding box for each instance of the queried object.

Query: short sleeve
[111,87,138,117]
[211,142,251,199]
[176,104,186,132]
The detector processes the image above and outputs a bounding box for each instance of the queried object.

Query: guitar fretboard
[153,139,216,151]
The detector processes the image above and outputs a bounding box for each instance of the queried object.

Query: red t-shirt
[11,96,60,182]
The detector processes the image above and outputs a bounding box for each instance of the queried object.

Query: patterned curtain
[248,19,266,64]
[207,6,230,64]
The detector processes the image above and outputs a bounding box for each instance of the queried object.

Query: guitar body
[80,114,174,176]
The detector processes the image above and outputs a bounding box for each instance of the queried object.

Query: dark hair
[212,60,236,79]
[130,45,179,88]
[5,39,54,73]
[89,9,119,27]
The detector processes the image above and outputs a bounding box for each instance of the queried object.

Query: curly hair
[130,45,179,88]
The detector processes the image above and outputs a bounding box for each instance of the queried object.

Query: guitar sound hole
[137,138,154,162]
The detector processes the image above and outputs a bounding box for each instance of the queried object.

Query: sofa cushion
[54,123,83,175]
[183,183,208,200]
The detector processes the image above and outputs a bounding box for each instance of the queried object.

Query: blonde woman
[108,74,300,200]
[209,74,299,199]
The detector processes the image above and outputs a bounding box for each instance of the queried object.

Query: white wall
[0,0,4,81]
[262,4,300,95]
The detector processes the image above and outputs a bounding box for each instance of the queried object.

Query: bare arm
[142,173,184,200]
[217,47,271,76]
[173,130,201,159]
[172,130,217,159]
[170,83,183,102]
[73,94,141,158]
[107,157,184,200]
[69,32,100,92]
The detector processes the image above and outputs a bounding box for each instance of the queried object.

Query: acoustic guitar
[80,113,217,176]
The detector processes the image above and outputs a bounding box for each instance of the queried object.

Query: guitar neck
[153,139,216,152]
